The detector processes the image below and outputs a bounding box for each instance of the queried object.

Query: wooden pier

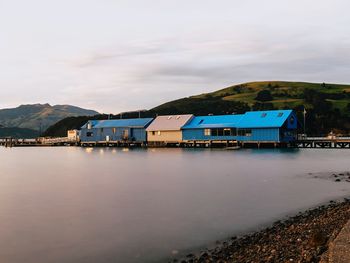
[0,137,78,147]
[292,137,350,149]
[0,137,17,147]
[2,136,350,149]
[80,141,145,148]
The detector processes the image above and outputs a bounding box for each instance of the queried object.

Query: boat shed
[146,114,193,144]
[236,110,297,142]
[182,110,297,143]
[80,118,153,144]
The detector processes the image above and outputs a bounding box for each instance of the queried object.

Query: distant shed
[146,114,193,143]
[80,118,153,143]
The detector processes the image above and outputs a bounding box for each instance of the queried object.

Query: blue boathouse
[182,110,297,143]
[80,118,153,144]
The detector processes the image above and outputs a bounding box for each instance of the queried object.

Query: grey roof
[146,114,193,131]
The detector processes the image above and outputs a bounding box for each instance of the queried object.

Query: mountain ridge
[0,103,99,132]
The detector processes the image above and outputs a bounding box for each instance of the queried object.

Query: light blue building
[182,115,242,141]
[80,118,153,144]
[182,110,297,143]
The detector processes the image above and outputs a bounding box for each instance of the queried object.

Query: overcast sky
[1,0,350,113]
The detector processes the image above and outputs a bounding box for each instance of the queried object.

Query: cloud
[2,0,350,112]
[57,34,350,113]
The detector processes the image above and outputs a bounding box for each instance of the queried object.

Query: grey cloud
[64,35,350,113]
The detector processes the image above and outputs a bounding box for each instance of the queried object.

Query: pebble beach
[173,199,350,263]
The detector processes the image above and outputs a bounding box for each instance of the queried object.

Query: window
[290,116,295,124]
[261,113,267,118]
[224,128,231,136]
[167,116,172,120]
[238,129,252,136]
[198,119,204,124]
[176,116,180,119]
[157,131,161,136]
[277,112,283,117]
[204,129,211,136]
[231,128,237,136]
[86,132,93,137]
[112,128,117,134]
[245,129,252,136]
[100,128,104,133]
[283,131,295,137]
[152,131,156,136]
[217,128,224,136]
[209,128,237,137]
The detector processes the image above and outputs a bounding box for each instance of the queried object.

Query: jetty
[2,136,350,149]
[292,137,350,149]
[0,137,78,147]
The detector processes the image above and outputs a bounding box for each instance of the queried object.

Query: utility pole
[304,108,306,135]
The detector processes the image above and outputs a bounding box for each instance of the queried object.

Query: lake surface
[0,147,349,263]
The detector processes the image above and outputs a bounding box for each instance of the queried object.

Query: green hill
[193,81,350,111]
[44,81,350,137]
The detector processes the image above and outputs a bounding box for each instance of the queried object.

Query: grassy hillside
[191,81,350,112]
[44,81,350,137]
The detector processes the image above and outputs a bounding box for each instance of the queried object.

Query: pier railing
[294,136,350,148]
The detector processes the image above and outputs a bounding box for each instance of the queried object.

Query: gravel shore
[173,199,350,263]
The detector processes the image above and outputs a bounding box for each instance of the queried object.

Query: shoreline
[172,198,350,263]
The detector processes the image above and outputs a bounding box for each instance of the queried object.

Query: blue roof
[183,115,243,129]
[236,110,292,128]
[182,110,293,129]
[81,118,153,129]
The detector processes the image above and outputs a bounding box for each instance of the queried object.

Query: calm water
[0,147,350,263]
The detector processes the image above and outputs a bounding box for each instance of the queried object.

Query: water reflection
[0,147,349,263]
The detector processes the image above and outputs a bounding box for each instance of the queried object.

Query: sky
[1,0,350,113]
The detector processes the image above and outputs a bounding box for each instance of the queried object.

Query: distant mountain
[0,104,99,132]
[44,81,350,137]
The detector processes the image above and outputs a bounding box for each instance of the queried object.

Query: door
[122,129,129,140]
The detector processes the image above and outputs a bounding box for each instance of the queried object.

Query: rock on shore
[305,171,350,183]
[172,199,350,263]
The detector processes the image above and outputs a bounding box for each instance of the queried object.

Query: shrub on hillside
[255,90,273,102]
